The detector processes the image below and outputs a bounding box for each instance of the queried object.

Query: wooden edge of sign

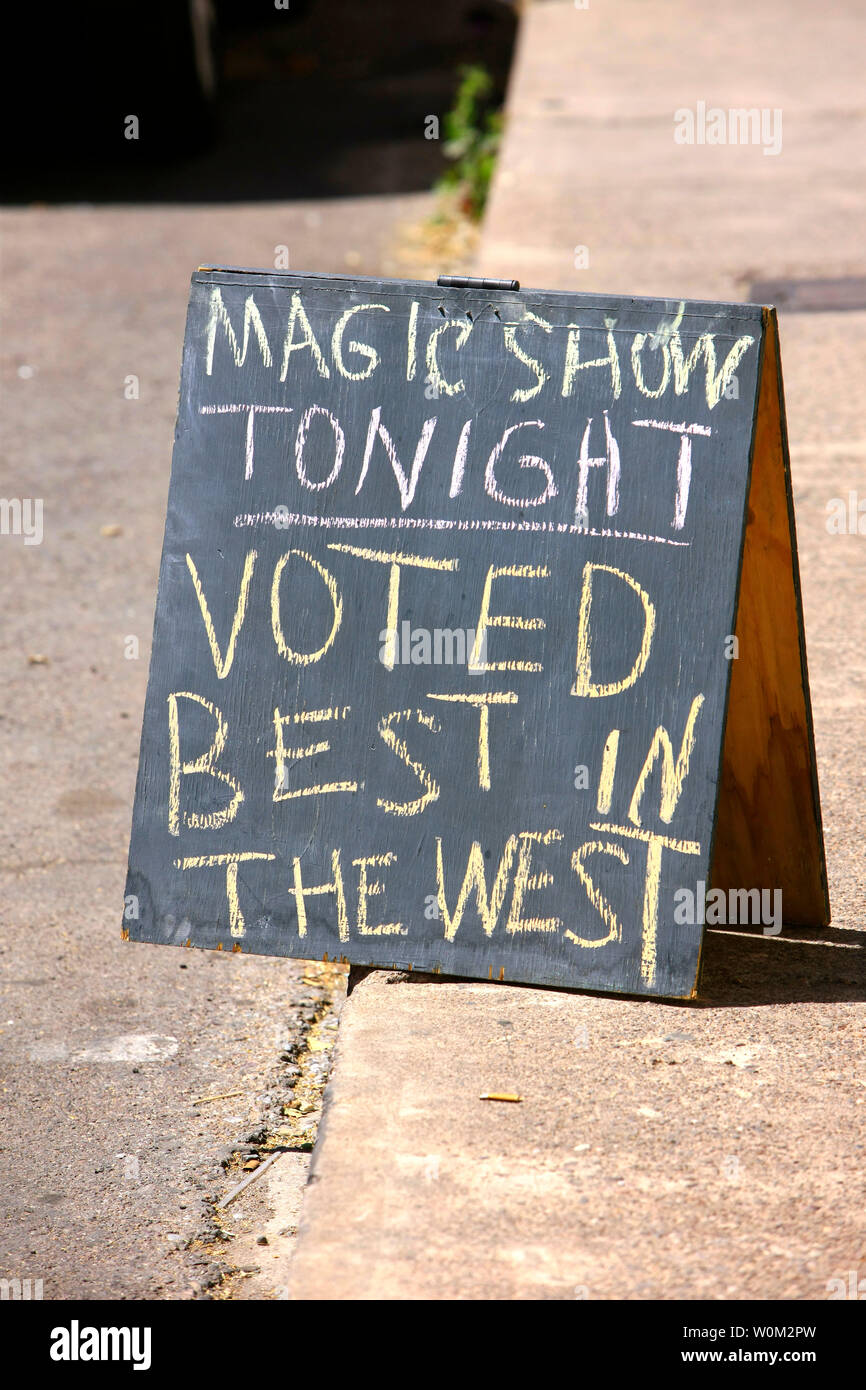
[707,308,830,929]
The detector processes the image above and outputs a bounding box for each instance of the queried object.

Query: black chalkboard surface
[123,269,829,998]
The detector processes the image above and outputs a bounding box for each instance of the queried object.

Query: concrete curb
[287,0,866,1301]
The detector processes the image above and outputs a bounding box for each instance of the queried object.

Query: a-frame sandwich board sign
[123,268,829,998]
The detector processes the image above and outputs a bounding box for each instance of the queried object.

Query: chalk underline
[231,512,689,547]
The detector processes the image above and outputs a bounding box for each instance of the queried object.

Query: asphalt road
[0,191,440,1299]
[0,0,519,1303]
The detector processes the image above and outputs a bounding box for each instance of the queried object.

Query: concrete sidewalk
[288,0,866,1300]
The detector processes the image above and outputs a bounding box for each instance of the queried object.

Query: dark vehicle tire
[119,0,220,156]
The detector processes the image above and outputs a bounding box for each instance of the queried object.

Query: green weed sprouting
[437,64,503,221]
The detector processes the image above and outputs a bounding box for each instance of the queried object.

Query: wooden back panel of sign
[123,270,828,998]
[710,311,828,926]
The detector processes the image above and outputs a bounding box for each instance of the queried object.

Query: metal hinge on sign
[437,275,520,291]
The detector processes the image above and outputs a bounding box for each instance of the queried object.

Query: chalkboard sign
[123,269,828,998]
